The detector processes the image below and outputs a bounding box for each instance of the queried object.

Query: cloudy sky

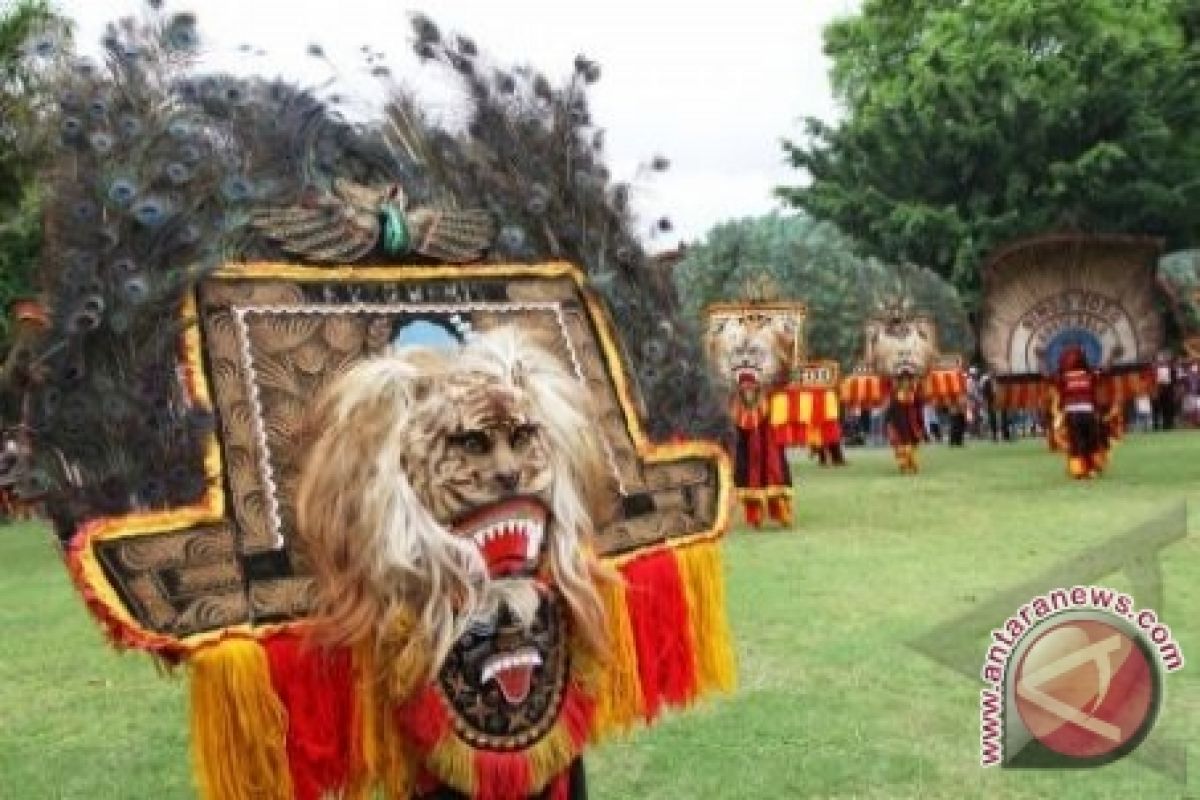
[58,0,858,248]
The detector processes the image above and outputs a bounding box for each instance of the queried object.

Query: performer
[841,296,962,473]
[731,373,793,527]
[704,295,806,529]
[1051,345,1105,479]
[884,367,927,474]
[979,233,1165,478]
[1050,344,1130,478]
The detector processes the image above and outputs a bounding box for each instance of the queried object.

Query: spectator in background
[1184,363,1200,427]
[966,367,983,437]
[1135,393,1153,432]
[948,397,967,446]
[1153,353,1176,430]
[870,406,885,446]
[924,402,942,442]
[981,370,1011,442]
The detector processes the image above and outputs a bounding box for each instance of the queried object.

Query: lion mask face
[865,312,937,377]
[705,312,798,388]
[296,326,609,672]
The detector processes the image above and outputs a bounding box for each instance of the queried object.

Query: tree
[673,212,972,368]
[778,0,1200,302]
[0,0,64,346]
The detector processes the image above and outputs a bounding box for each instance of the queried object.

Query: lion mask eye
[449,430,493,455]
[509,424,538,450]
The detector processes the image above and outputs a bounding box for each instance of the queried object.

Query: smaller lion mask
[864,303,938,377]
[703,306,805,389]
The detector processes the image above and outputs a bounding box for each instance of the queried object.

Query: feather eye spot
[497,225,527,251]
[167,119,192,140]
[178,144,202,164]
[60,117,83,139]
[68,309,102,335]
[165,162,191,185]
[118,115,143,138]
[58,91,82,112]
[221,175,255,202]
[177,223,203,245]
[25,33,59,60]
[89,132,115,154]
[72,201,99,223]
[137,477,166,506]
[166,15,200,51]
[73,58,97,78]
[107,178,138,206]
[131,197,173,227]
[121,276,151,305]
[176,80,200,103]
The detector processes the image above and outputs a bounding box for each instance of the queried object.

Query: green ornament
[380,204,410,255]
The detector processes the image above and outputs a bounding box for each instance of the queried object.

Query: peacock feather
[4,2,724,537]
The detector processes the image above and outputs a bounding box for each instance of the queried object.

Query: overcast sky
[57,0,858,248]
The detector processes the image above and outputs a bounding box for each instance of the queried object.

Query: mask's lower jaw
[481,646,543,705]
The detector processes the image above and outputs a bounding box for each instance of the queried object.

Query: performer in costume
[884,367,926,474]
[840,296,964,474]
[1048,345,1124,479]
[705,294,806,528]
[979,234,1164,480]
[786,361,846,468]
[5,10,737,799]
[730,372,793,527]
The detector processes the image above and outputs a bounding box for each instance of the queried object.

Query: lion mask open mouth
[452,497,549,578]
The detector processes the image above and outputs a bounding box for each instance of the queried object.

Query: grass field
[1,433,1198,799]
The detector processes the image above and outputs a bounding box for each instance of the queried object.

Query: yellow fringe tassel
[592,577,645,737]
[676,543,737,696]
[528,725,577,790]
[427,737,476,797]
[188,639,293,800]
[350,642,416,800]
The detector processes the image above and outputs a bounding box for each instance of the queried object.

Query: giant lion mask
[297,326,610,691]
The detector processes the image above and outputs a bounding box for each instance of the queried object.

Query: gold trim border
[68,261,732,655]
[703,300,809,317]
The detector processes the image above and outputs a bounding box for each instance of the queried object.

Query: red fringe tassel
[474,750,532,800]
[559,682,595,748]
[548,771,572,800]
[263,633,355,800]
[619,551,698,720]
[395,684,451,753]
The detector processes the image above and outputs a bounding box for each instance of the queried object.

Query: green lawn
[2,434,1198,798]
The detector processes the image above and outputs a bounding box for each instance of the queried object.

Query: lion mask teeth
[453,498,549,578]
